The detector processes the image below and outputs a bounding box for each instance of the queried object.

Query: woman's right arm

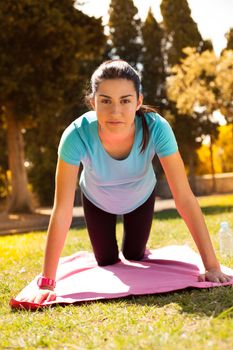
[17,159,79,303]
[42,159,79,281]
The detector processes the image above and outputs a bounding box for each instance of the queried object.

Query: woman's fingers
[197,274,205,282]
[33,290,56,304]
[17,289,56,304]
[198,271,233,283]
[34,295,46,304]
[47,291,57,302]
[219,274,233,283]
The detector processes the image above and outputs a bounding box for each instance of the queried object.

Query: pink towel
[10,245,233,310]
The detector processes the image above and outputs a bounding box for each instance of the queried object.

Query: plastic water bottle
[219,221,233,257]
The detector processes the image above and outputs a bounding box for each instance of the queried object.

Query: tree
[215,125,233,173]
[169,109,206,189]
[160,0,212,66]
[108,0,142,68]
[0,118,8,202]
[25,10,106,206]
[141,8,166,109]
[167,48,233,124]
[0,0,106,212]
[159,0,213,190]
[167,48,225,191]
[215,50,233,123]
[196,124,233,175]
[168,49,218,114]
[226,28,233,50]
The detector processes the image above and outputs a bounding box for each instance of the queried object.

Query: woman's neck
[98,123,135,145]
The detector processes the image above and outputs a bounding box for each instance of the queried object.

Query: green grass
[0,194,233,350]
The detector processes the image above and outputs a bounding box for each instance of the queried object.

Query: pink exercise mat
[10,245,233,310]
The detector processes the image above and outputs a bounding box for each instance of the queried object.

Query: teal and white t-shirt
[58,111,178,214]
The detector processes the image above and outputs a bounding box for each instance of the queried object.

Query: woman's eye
[121,99,130,104]
[101,99,111,104]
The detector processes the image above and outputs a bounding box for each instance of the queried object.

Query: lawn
[0,194,233,350]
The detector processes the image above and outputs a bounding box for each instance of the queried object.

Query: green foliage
[166,47,233,178]
[23,8,106,205]
[0,0,106,206]
[1,195,233,349]
[168,48,218,115]
[160,0,210,66]
[25,122,58,206]
[1,1,76,118]
[160,0,214,177]
[172,112,204,163]
[108,0,142,68]
[0,0,106,120]
[141,8,166,109]
[167,48,226,178]
[226,28,233,50]
[168,48,233,124]
[215,50,233,123]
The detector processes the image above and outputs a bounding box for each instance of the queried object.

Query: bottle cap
[220,221,229,229]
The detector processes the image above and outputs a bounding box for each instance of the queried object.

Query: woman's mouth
[107,121,123,124]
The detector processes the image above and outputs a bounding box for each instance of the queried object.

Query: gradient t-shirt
[58,111,178,214]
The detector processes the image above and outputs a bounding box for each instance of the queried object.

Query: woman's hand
[17,288,56,304]
[198,269,233,283]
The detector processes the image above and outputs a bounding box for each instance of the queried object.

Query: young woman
[18,59,232,304]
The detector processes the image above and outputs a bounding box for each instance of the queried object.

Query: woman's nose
[110,103,121,115]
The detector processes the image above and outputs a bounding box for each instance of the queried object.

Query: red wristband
[37,276,56,289]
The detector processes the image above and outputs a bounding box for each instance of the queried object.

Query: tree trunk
[5,104,33,213]
[209,135,216,193]
[4,171,10,196]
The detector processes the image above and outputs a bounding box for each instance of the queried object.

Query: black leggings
[81,188,156,266]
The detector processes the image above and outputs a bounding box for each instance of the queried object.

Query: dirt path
[0,198,176,236]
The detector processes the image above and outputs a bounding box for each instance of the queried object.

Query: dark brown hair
[85,59,157,153]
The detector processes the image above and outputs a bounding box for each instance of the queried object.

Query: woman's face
[91,79,143,134]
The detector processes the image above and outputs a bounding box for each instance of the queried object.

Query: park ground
[0,197,177,235]
[0,193,233,349]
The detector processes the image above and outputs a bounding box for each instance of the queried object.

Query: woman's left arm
[159,151,232,283]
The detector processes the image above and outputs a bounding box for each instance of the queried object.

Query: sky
[75,0,233,55]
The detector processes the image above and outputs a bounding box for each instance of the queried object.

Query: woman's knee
[122,251,144,261]
[97,257,120,266]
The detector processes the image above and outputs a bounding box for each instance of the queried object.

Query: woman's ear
[136,94,143,111]
[89,97,95,110]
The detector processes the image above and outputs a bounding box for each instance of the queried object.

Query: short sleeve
[58,122,85,165]
[152,115,178,158]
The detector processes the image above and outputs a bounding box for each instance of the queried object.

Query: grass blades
[0,194,233,350]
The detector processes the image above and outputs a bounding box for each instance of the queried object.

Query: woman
[18,59,232,304]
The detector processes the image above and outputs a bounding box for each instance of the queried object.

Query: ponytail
[137,105,158,153]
